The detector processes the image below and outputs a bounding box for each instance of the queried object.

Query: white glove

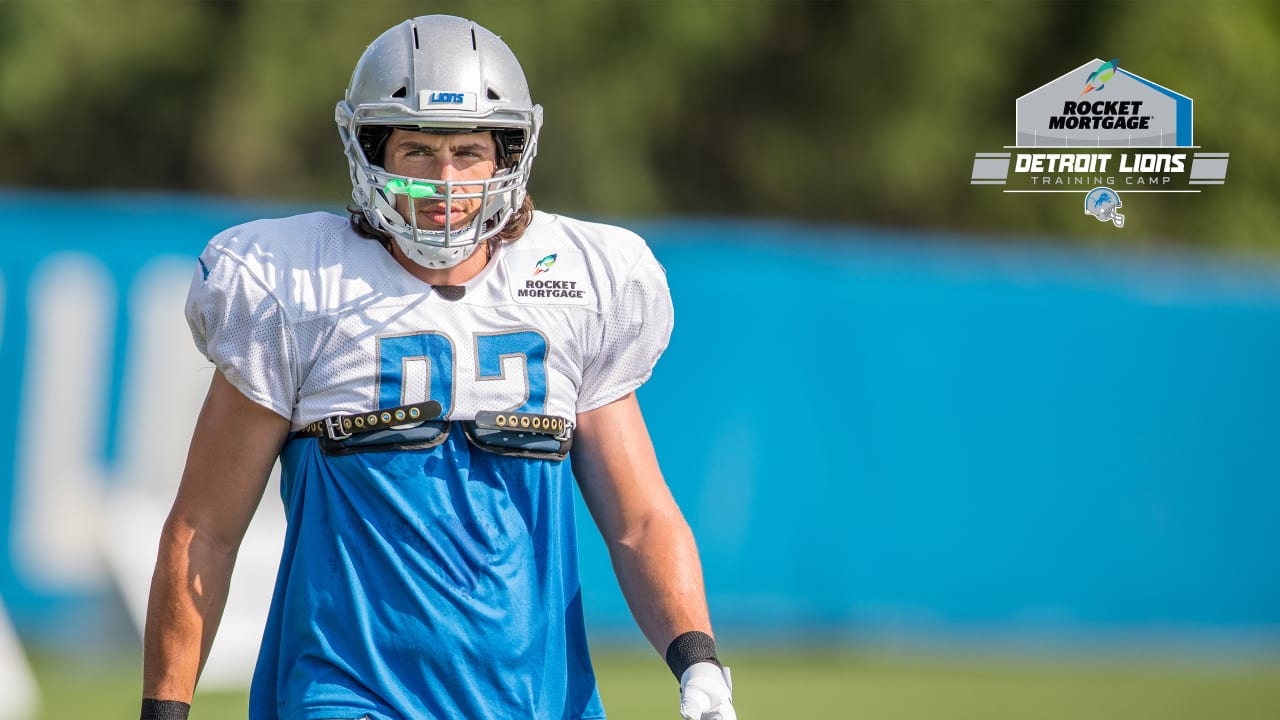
[679,661,736,720]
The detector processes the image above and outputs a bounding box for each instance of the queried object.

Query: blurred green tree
[0,0,1274,251]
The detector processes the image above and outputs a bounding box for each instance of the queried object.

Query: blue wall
[1,193,1278,649]
[590,222,1280,644]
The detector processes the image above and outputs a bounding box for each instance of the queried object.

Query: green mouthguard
[384,179,438,198]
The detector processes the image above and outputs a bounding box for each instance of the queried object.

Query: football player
[140,14,735,720]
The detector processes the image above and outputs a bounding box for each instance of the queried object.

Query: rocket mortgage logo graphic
[534,253,557,275]
[971,58,1229,228]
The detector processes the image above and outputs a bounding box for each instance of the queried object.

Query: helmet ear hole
[392,87,408,99]
[496,128,524,155]
[358,126,392,166]
[487,88,501,101]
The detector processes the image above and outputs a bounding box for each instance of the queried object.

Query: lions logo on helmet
[1083,186,1125,228]
[335,15,543,269]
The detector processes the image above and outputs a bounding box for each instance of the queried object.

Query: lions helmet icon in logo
[1084,187,1125,228]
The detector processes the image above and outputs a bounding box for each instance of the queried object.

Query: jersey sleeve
[576,245,674,412]
[185,237,298,419]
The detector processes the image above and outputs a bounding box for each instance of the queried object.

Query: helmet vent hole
[392,87,407,98]
[412,25,420,49]
[487,88,501,101]
[471,28,477,51]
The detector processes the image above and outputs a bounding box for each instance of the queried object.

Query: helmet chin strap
[397,192,483,271]
[396,231,482,270]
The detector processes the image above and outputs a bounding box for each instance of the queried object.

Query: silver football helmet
[336,15,543,269]
[1083,186,1125,228]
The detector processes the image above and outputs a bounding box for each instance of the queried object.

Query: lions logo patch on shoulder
[505,248,592,305]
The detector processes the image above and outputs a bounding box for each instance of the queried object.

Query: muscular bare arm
[142,370,291,702]
[571,392,714,657]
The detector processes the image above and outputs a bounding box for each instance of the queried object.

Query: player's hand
[679,661,736,720]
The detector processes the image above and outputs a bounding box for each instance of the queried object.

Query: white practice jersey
[186,210,674,427]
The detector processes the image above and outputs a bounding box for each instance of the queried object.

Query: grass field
[28,647,1280,719]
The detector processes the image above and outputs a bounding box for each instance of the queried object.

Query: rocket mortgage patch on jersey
[505,247,592,305]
